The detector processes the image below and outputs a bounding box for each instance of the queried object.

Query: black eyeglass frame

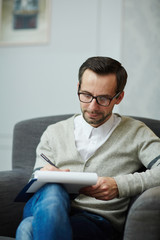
[78,91,121,107]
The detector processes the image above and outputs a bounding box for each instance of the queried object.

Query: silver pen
[40,153,58,168]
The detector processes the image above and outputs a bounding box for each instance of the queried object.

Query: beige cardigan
[34,114,160,231]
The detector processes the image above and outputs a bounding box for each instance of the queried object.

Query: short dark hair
[78,56,127,93]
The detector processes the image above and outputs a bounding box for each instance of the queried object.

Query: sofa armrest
[123,186,160,240]
[0,169,30,238]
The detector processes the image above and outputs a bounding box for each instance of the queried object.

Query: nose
[88,98,99,110]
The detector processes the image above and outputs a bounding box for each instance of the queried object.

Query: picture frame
[0,0,51,46]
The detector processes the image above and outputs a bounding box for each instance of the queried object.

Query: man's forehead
[80,72,117,95]
[81,70,117,87]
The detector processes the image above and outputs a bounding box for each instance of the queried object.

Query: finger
[88,188,108,197]
[79,186,97,194]
[40,164,70,172]
[80,182,100,192]
[93,189,118,200]
[83,182,108,193]
[91,191,108,198]
[81,184,111,198]
[40,164,57,171]
[80,187,103,197]
[60,169,70,172]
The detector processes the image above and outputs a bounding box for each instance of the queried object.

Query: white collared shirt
[74,114,121,161]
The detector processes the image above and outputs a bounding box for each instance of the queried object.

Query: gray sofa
[0,114,160,240]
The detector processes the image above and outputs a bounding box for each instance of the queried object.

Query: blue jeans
[16,183,114,240]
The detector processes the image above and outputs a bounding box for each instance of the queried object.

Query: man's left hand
[80,177,119,201]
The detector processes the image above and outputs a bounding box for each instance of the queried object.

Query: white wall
[119,0,160,118]
[0,0,123,170]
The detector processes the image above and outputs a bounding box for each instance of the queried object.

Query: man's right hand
[40,164,70,172]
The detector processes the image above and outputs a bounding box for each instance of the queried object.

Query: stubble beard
[82,110,112,127]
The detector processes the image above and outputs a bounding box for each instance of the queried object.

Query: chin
[83,111,112,127]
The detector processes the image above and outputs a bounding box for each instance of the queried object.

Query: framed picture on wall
[0,0,51,46]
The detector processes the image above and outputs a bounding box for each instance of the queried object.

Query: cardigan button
[85,162,90,167]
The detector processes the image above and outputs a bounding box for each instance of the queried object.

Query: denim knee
[23,183,70,219]
[38,183,70,202]
[16,216,33,240]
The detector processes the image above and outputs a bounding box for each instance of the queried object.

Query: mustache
[84,110,102,114]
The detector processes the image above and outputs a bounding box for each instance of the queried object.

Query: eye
[83,93,92,99]
[97,96,110,105]
[79,93,92,103]
[98,96,107,102]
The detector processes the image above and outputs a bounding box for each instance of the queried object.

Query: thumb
[59,168,70,172]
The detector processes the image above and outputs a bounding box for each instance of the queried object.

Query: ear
[115,91,124,105]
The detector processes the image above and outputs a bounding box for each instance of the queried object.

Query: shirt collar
[78,115,93,138]
[90,114,114,139]
[77,114,115,139]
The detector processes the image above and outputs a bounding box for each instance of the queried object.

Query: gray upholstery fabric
[0,114,72,238]
[131,116,160,138]
[0,114,160,239]
[12,114,73,170]
[0,237,15,240]
[0,170,27,237]
[123,186,160,240]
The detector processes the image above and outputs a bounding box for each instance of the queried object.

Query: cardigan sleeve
[33,125,56,171]
[114,123,160,198]
[114,166,160,198]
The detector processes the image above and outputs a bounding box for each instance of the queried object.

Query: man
[16,57,160,240]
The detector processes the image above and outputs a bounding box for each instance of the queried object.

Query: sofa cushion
[0,237,15,240]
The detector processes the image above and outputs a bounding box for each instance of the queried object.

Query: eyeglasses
[78,92,121,107]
